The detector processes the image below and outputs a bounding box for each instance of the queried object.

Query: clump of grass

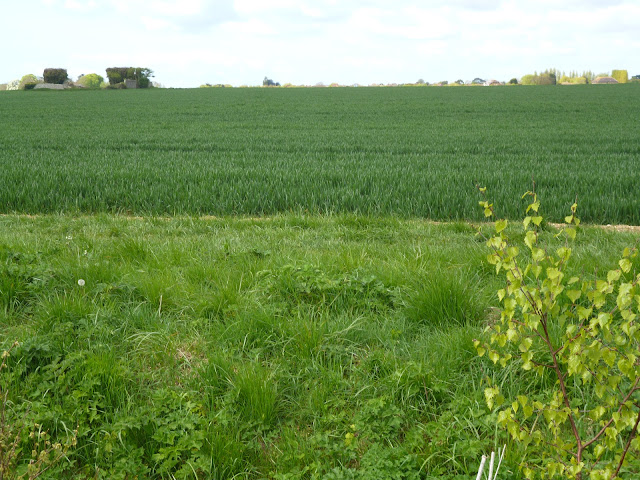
[404,271,484,327]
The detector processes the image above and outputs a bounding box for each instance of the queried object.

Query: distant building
[593,76,618,84]
[485,79,503,86]
[125,79,138,89]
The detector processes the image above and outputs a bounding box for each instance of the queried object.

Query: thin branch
[583,378,640,449]
[611,408,640,480]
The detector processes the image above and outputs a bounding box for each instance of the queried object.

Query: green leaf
[531,247,545,262]
[488,350,500,364]
[593,444,606,458]
[495,218,508,233]
[524,230,537,250]
[566,289,581,303]
[532,216,543,226]
[620,258,632,273]
[607,269,621,283]
[519,337,533,352]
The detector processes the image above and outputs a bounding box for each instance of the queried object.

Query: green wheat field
[1,85,640,479]
[1,85,639,222]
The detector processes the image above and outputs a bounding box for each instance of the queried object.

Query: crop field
[1,85,639,223]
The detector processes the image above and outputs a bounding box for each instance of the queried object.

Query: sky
[1,0,639,88]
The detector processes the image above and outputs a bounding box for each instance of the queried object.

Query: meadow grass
[1,213,639,478]
[1,85,640,223]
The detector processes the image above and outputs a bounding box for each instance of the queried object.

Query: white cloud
[6,0,640,87]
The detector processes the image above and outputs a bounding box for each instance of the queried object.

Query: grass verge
[1,213,638,478]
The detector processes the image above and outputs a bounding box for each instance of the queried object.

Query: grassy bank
[2,213,639,478]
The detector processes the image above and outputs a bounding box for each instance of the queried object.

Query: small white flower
[78,279,85,287]
[66,235,73,240]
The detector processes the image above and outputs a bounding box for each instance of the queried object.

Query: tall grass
[2,214,639,477]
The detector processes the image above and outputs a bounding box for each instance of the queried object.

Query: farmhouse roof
[593,76,618,84]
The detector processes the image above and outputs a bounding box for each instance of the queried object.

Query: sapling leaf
[619,258,632,273]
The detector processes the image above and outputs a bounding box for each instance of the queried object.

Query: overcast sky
[2,0,639,87]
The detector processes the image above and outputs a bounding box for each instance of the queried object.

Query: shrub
[19,74,39,90]
[76,73,104,89]
[6,79,20,91]
[23,82,37,90]
[476,189,640,479]
[43,68,68,84]
[509,78,518,85]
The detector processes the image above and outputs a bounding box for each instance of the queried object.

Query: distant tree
[77,73,104,89]
[508,78,518,85]
[43,68,68,84]
[439,80,448,85]
[454,79,464,85]
[106,67,153,88]
[471,78,485,85]
[520,70,556,85]
[5,79,21,91]
[416,78,425,84]
[19,74,39,90]
[537,71,556,85]
[520,74,535,85]
[263,76,279,87]
[611,69,628,84]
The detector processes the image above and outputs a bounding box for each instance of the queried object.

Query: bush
[43,68,68,84]
[76,73,104,89]
[23,82,37,90]
[5,79,20,91]
[477,189,640,479]
[19,74,39,90]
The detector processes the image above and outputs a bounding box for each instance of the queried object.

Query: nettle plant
[475,189,640,480]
